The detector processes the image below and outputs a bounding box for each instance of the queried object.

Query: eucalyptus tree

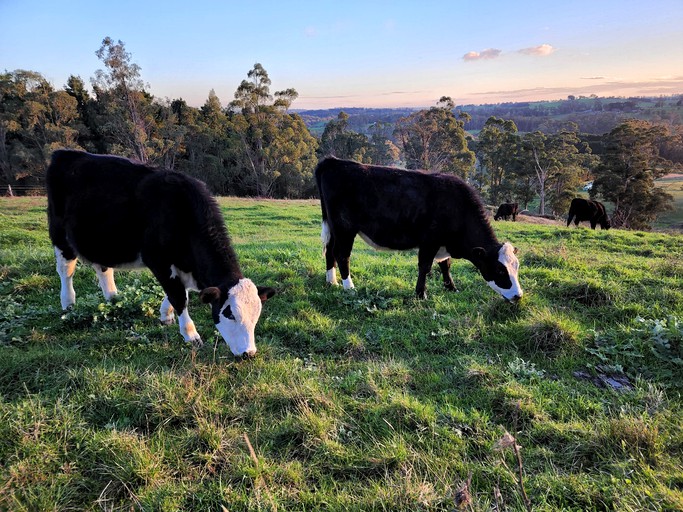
[228,63,318,197]
[592,119,676,229]
[394,97,475,178]
[519,124,595,215]
[318,111,371,162]
[475,116,519,205]
[92,37,155,162]
[0,70,81,188]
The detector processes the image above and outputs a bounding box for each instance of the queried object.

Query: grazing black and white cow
[314,158,523,301]
[46,150,275,357]
[494,202,519,221]
[566,197,611,230]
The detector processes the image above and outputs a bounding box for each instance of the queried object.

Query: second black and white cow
[315,158,523,301]
[566,197,611,230]
[494,202,519,221]
[46,150,275,357]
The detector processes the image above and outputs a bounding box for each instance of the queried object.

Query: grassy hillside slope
[1,197,682,511]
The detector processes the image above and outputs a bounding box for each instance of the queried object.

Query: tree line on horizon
[1,38,682,230]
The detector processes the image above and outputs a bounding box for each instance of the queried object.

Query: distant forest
[2,38,682,229]
[298,95,683,137]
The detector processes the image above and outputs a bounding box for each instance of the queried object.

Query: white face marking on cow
[342,276,355,290]
[170,265,199,291]
[486,242,523,301]
[433,246,450,263]
[215,278,263,356]
[55,247,77,310]
[94,265,118,300]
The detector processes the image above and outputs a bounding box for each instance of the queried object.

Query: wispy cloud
[468,76,683,102]
[581,76,605,80]
[463,48,502,61]
[304,26,318,37]
[518,44,555,56]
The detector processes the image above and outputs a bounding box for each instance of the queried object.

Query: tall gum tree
[592,119,676,230]
[228,63,317,197]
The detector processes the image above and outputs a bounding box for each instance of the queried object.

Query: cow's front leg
[151,266,202,347]
[159,295,175,325]
[55,247,77,310]
[416,246,438,299]
[438,258,457,291]
[94,265,118,301]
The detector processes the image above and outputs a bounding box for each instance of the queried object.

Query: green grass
[1,196,683,511]
[655,175,683,230]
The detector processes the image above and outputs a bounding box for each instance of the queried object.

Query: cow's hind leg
[150,266,202,347]
[54,246,78,310]
[416,246,439,299]
[332,232,356,290]
[322,221,338,285]
[94,265,118,301]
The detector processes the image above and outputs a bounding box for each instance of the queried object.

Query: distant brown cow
[566,198,611,230]
[494,202,519,221]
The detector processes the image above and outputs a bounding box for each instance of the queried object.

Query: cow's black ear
[471,247,486,260]
[257,286,276,303]
[199,287,221,304]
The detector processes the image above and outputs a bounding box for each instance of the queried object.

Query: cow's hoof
[160,315,175,326]
[444,282,457,291]
[189,337,204,349]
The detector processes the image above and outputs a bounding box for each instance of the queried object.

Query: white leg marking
[159,295,175,325]
[321,220,331,255]
[55,247,77,310]
[326,268,338,285]
[94,265,118,301]
[178,307,202,346]
[342,276,355,290]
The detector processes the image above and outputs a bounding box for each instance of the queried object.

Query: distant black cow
[566,197,611,230]
[494,202,519,221]
[46,150,275,357]
[315,158,523,301]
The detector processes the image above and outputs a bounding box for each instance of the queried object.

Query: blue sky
[1,0,682,109]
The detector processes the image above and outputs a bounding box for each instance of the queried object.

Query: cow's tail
[314,159,331,256]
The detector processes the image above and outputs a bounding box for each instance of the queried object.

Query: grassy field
[1,196,682,511]
[655,175,683,231]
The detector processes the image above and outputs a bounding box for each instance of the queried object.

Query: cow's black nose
[235,351,256,362]
[510,294,522,303]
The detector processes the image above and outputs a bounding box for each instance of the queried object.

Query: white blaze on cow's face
[486,242,523,302]
[214,279,264,357]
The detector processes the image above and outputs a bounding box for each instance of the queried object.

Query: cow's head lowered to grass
[200,280,276,357]
[471,242,523,302]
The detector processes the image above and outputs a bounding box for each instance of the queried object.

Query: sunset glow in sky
[2,0,682,109]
